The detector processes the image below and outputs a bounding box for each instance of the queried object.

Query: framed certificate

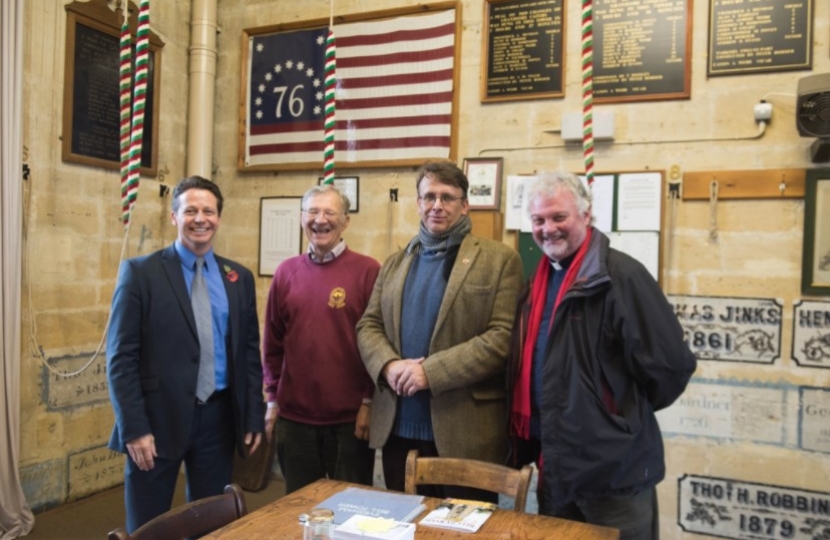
[318,176,359,213]
[463,158,503,210]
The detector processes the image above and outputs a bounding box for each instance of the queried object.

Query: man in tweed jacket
[357,161,522,500]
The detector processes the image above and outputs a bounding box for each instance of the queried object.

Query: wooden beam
[469,211,503,241]
[682,169,805,200]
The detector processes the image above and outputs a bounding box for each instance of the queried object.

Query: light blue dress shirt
[175,241,230,391]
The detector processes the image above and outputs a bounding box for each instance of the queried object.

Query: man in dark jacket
[508,171,696,540]
[107,176,264,532]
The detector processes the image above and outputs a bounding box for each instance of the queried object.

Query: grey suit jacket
[356,234,522,463]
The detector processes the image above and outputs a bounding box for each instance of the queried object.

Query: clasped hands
[383,357,428,397]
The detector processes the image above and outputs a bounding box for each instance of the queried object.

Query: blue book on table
[314,487,426,525]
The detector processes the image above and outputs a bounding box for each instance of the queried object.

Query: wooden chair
[404,450,533,512]
[107,484,248,540]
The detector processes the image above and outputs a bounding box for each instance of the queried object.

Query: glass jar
[302,508,335,540]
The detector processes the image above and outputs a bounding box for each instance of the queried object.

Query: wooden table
[203,479,620,540]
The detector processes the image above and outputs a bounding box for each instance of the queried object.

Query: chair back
[404,450,533,512]
[107,484,247,540]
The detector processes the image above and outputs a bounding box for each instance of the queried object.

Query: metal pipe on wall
[187,0,218,178]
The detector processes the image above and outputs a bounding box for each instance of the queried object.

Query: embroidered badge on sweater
[328,287,346,308]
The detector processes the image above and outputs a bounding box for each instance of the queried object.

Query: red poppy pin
[223,264,239,283]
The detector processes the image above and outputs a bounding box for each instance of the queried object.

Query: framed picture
[318,176,359,213]
[463,158,503,210]
[259,197,302,276]
[802,168,830,295]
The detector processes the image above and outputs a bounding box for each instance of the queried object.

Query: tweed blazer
[356,234,523,464]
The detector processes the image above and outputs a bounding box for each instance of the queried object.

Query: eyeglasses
[302,208,342,218]
[418,193,465,206]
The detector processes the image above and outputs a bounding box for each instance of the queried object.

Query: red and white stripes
[581,0,595,186]
[322,27,336,185]
[118,11,132,222]
[122,0,149,227]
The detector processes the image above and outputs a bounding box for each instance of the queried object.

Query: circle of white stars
[252,36,326,120]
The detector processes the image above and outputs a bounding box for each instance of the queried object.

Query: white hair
[525,171,592,220]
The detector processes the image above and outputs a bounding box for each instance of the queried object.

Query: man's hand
[382,359,406,390]
[245,432,262,456]
[126,434,156,471]
[355,403,371,440]
[382,358,427,396]
[395,359,429,396]
[264,405,278,441]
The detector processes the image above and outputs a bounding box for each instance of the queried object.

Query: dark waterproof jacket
[507,229,696,509]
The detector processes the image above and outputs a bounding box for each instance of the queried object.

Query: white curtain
[0,0,34,538]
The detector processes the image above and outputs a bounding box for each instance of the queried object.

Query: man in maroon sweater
[262,185,380,494]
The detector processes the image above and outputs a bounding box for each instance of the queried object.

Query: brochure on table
[333,515,415,540]
[314,487,425,525]
[418,498,497,533]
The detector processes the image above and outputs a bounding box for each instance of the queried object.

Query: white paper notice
[580,174,614,233]
[617,172,662,231]
[259,198,301,275]
[505,175,535,231]
[609,232,660,281]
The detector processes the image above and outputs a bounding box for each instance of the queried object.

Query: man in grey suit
[106,176,264,533]
[357,161,522,500]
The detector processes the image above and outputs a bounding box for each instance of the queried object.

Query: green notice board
[518,232,543,281]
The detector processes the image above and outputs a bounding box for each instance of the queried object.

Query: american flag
[244,9,456,169]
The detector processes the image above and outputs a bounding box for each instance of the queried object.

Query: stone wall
[19,1,830,537]
[20,0,192,510]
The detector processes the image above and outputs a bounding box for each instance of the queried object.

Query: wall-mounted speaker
[796,73,830,162]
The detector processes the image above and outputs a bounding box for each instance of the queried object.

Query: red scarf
[510,229,593,439]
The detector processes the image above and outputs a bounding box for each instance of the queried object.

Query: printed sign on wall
[657,379,790,445]
[42,354,109,410]
[659,379,830,455]
[678,474,830,540]
[668,295,783,364]
[68,446,124,499]
[799,387,830,454]
[792,300,830,369]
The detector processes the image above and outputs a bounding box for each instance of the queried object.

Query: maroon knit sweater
[262,248,380,425]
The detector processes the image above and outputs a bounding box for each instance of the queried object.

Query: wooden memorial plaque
[481,0,565,103]
[708,0,812,76]
[62,0,163,175]
[592,0,691,104]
